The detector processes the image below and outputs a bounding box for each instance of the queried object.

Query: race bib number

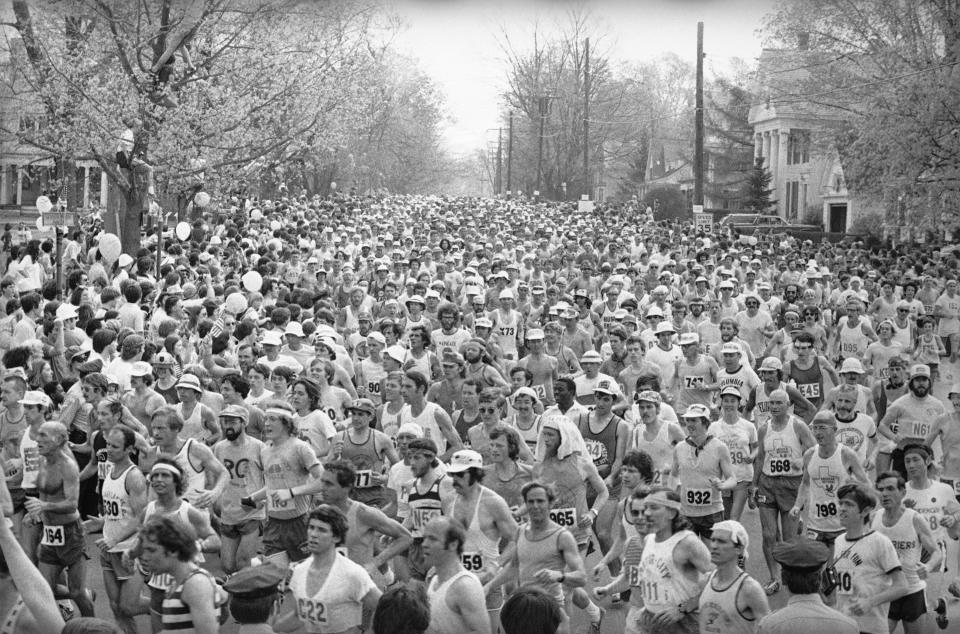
[729,449,749,465]
[685,489,712,506]
[149,572,175,590]
[626,564,640,587]
[326,408,338,421]
[841,342,860,354]
[768,458,792,474]
[266,491,291,512]
[814,502,837,518]
[367,382,381,395]
[354,470,374,488]
[296,598,327,626]
[797,383,820,399]
[550,507,577,527]
[683,376,705,389]
[837,571,853,595]
[103,499,122,519]
[412,507,442,531]
[461,552,484,571]
[639,579,666,603]
[533,384,547,400]
[584,439,607,463]
[908,421,932,440]
[41,524,65,546]
[499,327,516,337]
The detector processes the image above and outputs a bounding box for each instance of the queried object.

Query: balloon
[175,222,191,241]
[250,209,262,221]
[35,196,52,214]
[225,292,248,315]
[98,233,122,263]
[194,191,211,207]
[270,220,281,231]
[241,271,262,293]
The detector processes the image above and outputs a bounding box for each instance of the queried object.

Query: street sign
[692,204,704,214]
[41,212,77,227]
[694,213,712,232]
[578,199,594,213]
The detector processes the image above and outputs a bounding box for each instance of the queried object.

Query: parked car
[718,213,821,237]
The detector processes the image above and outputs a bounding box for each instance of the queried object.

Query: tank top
[338,428,385,489]
[174,439,207,506]
[453,488,500,577]
[838,320,870,361]
[873,508,925,593]
[407,474,445,539]
[102,463,139,551]
[18,427,39,490]
[632,422,675,487]
[788,360,824,406]
[144,500,202,590]
[578,413,622,479]
[213,437,266,525]
[510,413,542,453]
[494,310,520,356]
[400,402,447,455]
[677,356,715,410]
[177,402,208,443]
[453,410,478,445]
[404,350,435,384]
[752,381,785,426]
[357,359,386,406]
[344,501,375,566]
[676,438,727,517]
[698,570,754,634]
[427,570,478,634]
[536,455,590,544]
[807,445,847,532]
[638,530,700,614]
[761,418,804,477]
[485,464,532,509]
[517,525,566,603]
[160,568,224,634]
[891,321,913,351]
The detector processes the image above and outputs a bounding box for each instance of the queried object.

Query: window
[787,130,810,165]
[785,181,800,219]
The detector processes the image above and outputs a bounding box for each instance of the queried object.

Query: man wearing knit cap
[698,519,770,633]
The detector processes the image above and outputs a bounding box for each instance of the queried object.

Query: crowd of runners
[0,193,958,633]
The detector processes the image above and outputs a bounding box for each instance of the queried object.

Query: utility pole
[495,127,503,196]
[694,21,705,207]
[583,37,590,200]
[506,111,514,194]
[536,96,548,194]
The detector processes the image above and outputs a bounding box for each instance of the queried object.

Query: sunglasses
[479,407,499,414]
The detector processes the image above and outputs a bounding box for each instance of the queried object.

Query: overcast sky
[386,0,779,156]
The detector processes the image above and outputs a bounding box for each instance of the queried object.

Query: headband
[150,462,182,478]
[644,491,682,511]
[265,407,294,421]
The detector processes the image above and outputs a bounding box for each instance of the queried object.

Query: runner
[790,411,868,553]
[752,388,816,596]
[630,390,685,488]
[243,401,325,564]
[25,421,95,616]
[399,370,463,461]
[335,397,398,508]
[148,406,229,510]
[447,449,518,632]
[708,386,758,521]
[831,483,909,634]
[924,383,960,501]
[318,460,413,590]
[874,470,942,633]
[276,505,382,634]
[97,425,148,634]
[697,519,770,634]
[212,404,265,574]
[672,404,737,538]
[878,365,946,479]
[401,438,455,581]
[422,516,491,634]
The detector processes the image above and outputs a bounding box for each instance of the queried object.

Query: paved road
[72,358,960,632]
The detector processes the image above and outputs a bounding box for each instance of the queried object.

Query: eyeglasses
[479,407,499,414]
